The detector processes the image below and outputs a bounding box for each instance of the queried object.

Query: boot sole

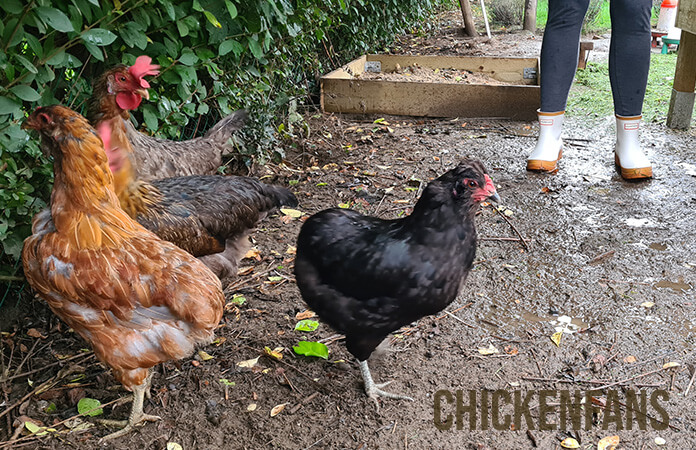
[614,154,652,180]
[527,148,563,172]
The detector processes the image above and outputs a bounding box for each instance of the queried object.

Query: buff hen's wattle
[21,105,225,441]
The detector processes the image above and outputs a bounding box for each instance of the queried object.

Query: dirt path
[2,12,695,450]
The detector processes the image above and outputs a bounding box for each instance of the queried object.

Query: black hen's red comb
[128,56,160,89]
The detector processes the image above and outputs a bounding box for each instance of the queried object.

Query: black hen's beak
[483,174,500,202]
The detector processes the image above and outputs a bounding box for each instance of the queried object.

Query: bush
[0,0,452,271]
[488,0,524,27]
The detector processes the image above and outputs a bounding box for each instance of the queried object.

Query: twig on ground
[685,365,696,397]
[442,311,477,329]
[491,206,530,251]
[594,366,676,391]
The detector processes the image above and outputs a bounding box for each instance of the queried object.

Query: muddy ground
[2,11,695,450]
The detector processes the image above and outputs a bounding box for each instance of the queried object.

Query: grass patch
[567,53,683,124]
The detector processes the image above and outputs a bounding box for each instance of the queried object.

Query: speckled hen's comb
[128,56,160,88]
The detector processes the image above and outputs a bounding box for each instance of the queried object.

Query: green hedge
[0,0,452,270]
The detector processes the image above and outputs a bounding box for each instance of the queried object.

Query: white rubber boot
[527,110,564,172]
[614,114,652,180]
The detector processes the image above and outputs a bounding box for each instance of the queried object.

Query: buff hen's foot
[99,372,160,442]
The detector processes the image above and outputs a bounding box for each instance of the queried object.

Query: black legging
[540,0,652,116]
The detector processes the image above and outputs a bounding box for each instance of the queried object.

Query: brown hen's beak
[135,88,150,100]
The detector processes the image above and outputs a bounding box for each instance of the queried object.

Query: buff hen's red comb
[128,56,160,88]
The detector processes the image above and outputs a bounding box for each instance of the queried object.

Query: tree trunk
[523,0,537,32]
[459,0,478,37]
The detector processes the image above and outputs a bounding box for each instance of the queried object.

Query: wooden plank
[321,78,539,120]
[676,0,696,35]
[364,54,538,85]
[322,55,367,80]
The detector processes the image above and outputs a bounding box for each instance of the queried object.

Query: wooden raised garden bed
[321,54,540,120]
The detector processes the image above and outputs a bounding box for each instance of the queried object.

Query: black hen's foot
[359,360,414,406]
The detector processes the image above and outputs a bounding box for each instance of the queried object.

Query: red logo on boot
[624,123,639,131]
[540,118,554,126]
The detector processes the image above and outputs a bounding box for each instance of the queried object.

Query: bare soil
[355,65,508,85]
[2,10,695,450]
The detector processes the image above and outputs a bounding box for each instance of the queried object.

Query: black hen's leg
[359,360,414,404]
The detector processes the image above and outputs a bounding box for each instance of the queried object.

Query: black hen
[294,159,499,402]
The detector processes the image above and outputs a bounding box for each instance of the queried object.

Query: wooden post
[523,0,537,32]
[666,31,696,129]
[459,0,478,37]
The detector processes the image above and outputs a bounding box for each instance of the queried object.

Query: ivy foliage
[0,0,451,268]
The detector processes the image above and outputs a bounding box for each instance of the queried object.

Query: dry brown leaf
[27,328,45,339]
[270,403,287,417]
[550,332,563,347]
[237,266,254,276]
[623,355,637,364]
[246,403,257,412]
[237,357,260,368]
[560,437,579,448]
[244,248,261,260]
[597,435,620,450]
[197,350,214,361]
[295,310,316,320]
[286,245,297,255]
[477,344,499,355]
[663,362,680,369]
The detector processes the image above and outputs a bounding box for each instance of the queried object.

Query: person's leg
[609,0,653,179]
[528,0,590,172]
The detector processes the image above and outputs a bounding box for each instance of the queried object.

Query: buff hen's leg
[99,371,161,442]
[359,360,414,406]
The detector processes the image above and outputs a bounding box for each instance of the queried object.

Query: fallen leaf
[560,437,580,448]
[392,199,410,204]
[623,355,637,364]
[268,276,283,282]
[264,346,284,360]
[198,350,214,361]
[293,341,329,359]
[477,344,499,355]
[504,346,519,355]
[219,378,236,386]
[295,310,316,320]
[541,186,551,194]
[280,208,303,218]
[597,435,620,450]
[655,437,666,446]
[663,362,680,369]
[640,301,655,308]
[213,337,227,346]
[237,266,254,276]
[27,328,45,339]
[270,403,287,417]
[167,443,183,450]
[244,248,261,260]
[550,331,563,347]
[77,398,103,417]
[229,294,246,306]
[237,357,260,368]
[286,245,297,255]
[246,403,257,412]
[295,319,319,332]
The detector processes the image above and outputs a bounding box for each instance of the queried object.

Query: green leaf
[247,35,264,60]
[77,397,103,417]
[24,421,47,436]
[82,40,104,61]
[142,105,158,131]
[160,0,175,20]
[203,10,221,28]
[294,320,319,332]
[81,28,117,46]
[224,0,238,19]
[178,49,198,66]
[292,341,328,359]
[35,7,75,33]
[192,0,203,11]
[14,54,38,74]
[0,0,23,14]
[0,96,21,115]
[219,378,236,386]
[229,294,246,305]
[87,0,99,5]
[10,85,41,102]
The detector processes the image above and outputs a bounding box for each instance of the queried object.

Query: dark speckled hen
[294,159,499,403]
[121,173,297,279]
[88,56,246,179]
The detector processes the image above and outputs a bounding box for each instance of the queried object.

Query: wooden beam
[667,31,696,129]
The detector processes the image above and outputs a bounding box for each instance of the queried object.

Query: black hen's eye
[467,180,478,188]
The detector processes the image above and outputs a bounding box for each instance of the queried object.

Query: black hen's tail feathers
[204,110,248,142]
